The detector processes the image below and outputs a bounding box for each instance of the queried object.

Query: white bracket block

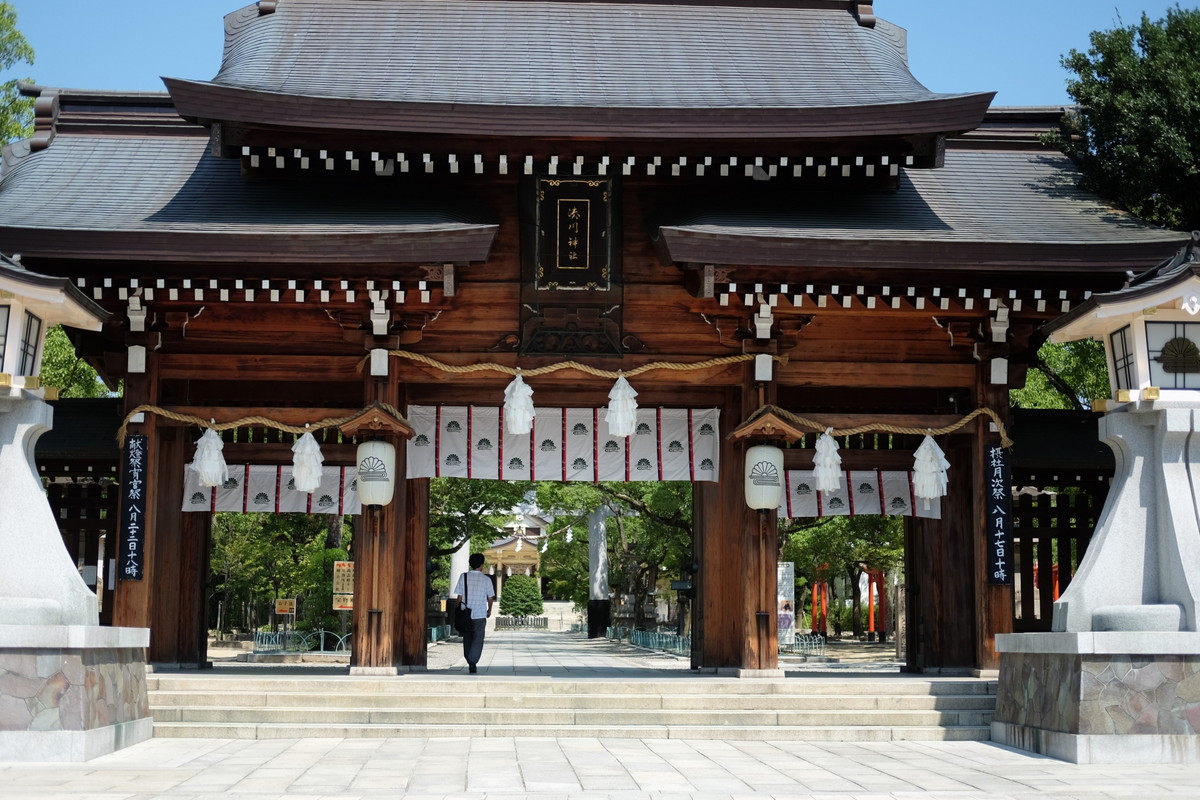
[755,353,774,382]
[128,345,147,374]
[370,348,389,377]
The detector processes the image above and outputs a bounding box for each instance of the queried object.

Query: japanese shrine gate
[3,0,1186,673]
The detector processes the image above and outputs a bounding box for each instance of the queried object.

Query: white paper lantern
[356,439,396,506]
[744,444,784,510]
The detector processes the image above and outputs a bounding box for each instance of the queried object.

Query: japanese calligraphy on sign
[118,434,147,581]
[535,177,613,290]
[332,560,354,611]
[986,444,1014,585]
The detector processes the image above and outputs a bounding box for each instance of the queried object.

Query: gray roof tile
[0,135,498,263]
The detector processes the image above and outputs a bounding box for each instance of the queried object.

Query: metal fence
[495,616,549,630]
[778,633,827,657]
[252,629,351,653]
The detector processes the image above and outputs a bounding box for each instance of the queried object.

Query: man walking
[453,553,495,673]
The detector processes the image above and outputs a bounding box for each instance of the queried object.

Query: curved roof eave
[0,227,498,265]
[164,77,995,140]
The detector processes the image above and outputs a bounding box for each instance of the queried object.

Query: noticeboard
[275,598,296,615]
[333,560,354,610]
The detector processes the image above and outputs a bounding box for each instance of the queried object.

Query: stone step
[145,676,997,696]
[149,721,994,742]
[148,690,995,712]
[147,675,996,742]
[152,705,993,728]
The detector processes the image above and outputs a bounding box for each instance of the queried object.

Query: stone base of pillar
[0,625,151,762]
[587,599,611,638]
[994,632,1200,763]
[718,667,786,678]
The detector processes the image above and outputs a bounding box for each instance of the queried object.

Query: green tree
[0,2,33,142]
[1052,6,1200,231]
[537,481,692,629]
[426,477,532,594]
[1011,339,1110,411]
[781,515,903,637]
[499,574,544,616]
[39,326,109,398]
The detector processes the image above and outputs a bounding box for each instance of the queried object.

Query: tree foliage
[0,2,33,142]
[1052,6,1200,231]
[209,512,351,633]
[780,515,903,637]
[536,481,692,628]
[426,478,532,594]
[1011,339,1110,411]
[498,574,544,616]
[39,326,109,398]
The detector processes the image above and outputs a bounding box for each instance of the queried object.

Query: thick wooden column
[905,436,978,672]
[351,373,425,672]
[112,354,157,632]
[399,477,429,666]
[694,373,780,673]
[975,383,1014,670]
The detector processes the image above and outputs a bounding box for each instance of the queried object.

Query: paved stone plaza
[2,632,1198,799]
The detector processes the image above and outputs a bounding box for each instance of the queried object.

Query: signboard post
[333,560,354,611]
[118,434,147,581]
[986,444,1014,585]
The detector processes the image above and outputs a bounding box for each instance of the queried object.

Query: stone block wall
[0,646,149,733]
[996,651,1200,736]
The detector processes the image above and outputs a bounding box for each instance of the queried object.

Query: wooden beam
[156,355,362,382]
[776,361,978,389]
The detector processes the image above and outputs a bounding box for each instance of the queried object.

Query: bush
[499,575,544,616]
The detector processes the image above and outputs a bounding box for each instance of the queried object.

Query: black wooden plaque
[986,444,1013,585]
[118,434,148,581]
[535,177,614,290]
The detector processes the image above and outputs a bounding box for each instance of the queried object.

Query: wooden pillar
[146,426,192,665]
[112,355,156,633]
[399,477,429,666]
[350,373,423,672]
[905,437,978,672]
[975,383,1014,670]
[693,368,781,673]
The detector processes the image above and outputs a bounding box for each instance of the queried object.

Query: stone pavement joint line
[2,632,1198,798]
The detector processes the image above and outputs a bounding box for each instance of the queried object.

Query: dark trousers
[463,617,486,666]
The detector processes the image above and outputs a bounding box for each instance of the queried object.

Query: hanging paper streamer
[291,431,324,493]
[605,375,639,437]
[913,434,951,509]
[515,538,524,552]
[540,540,548,553]
[188,428,229,488]
[813,428,842,492]
[503,373,536,434]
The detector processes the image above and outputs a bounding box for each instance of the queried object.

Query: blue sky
[0,1,1188,106]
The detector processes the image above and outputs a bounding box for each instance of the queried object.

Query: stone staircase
[147,674,996,741]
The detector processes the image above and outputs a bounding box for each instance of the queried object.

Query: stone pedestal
[0,625,151,762]
[994,632,1200,763]
[0,389,152,761]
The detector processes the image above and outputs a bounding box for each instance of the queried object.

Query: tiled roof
[165,0,993,138]
[0,135,498,263]
[657,150,1188,269]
